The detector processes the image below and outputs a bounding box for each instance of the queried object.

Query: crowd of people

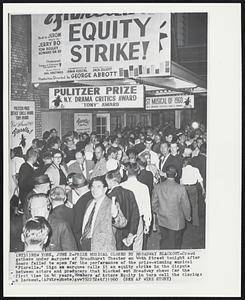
[10,122,207,252]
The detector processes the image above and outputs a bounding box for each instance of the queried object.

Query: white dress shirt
[81,162,87,179]
[159,153,170,170]
[82,196,105,238]
[121,176,152,228]
[180,165,203,185]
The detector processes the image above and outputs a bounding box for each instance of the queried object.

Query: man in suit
[80,176,127,251]
[18,148,38,214]
[159,142,171,175]
[169,141,183,181]
[159,142,183,183]
[28,193,77,251]
[49,186,75,232]
[152,165,191,249]
[106,169,139,250]
[68,150,94,181]
[90,144,108,179]
[136,156,154,196]
[69,174,93,249]
[121,163,152,250]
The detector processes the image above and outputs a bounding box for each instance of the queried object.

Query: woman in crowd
[45,149,68,189]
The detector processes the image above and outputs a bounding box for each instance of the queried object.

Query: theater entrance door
[95,113,110,139]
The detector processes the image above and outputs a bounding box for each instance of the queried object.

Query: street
[10,198,205,252]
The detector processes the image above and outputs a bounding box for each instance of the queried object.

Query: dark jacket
[107,186,140,250]
[191,153,206,189]
[18,162,35,203]
[46,214,77,251]
[152,178,191,231]
[137,169,154,196]
[51,204,75,233]
[72,191,93,248]
[160,154,183,182]
[134,143,145,155]
[34,164,51,177]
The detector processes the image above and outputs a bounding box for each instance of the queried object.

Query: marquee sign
[146,94,194,110]
[49,85,144,109]
[32,13,171,82]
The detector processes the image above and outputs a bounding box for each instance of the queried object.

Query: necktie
[80,201,97,242]
[160,156,164,170]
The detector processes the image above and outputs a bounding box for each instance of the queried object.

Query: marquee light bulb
[192,122,199,129]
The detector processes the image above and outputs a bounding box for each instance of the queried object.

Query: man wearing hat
[23,174,51,223]
[70,174,93,249]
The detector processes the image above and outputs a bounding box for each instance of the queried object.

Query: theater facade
[10,13,207,151]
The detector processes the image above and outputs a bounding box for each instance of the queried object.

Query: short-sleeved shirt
[180,165,203,185]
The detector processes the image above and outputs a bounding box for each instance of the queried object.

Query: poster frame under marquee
[10,101,35,153]
[74,112,92,133]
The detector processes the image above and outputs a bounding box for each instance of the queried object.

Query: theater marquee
[31,13,171,82]
[49,85,144,109]
[146,94,194,110]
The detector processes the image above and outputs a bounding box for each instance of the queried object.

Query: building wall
[11,13,207,139]
[11,15,43,138]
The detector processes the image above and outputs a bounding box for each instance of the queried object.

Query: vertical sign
[74,113,92,133]
[10,101,35,153]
